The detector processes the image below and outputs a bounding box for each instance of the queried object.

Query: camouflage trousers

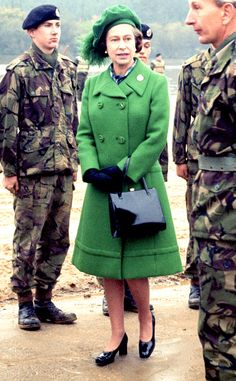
[194,238,236,380]
[185,162,198,279]
[11,174,73,294]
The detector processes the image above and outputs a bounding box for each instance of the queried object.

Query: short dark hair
[215,0,236,7]
[97,27,143,57]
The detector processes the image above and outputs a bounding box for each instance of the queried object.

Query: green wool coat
[72,59,182,279]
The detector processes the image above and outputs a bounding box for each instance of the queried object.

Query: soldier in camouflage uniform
[0,5,78,330]
[186,0,236,379]
[173,49,211,309]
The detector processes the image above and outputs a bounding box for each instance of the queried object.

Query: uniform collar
[93,58,151,98]
[206,32,236,76]
[28,46,62,71]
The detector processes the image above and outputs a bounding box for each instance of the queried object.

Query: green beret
[22,4,60,30]
[82,5,141,66]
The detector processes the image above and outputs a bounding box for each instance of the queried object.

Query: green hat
[82,5,141,66]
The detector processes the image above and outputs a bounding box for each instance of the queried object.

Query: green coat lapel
[92,59,151,98]
[93,69,126,98]
[120,59,151,97]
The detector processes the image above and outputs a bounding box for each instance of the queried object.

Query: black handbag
[108,158,166,238]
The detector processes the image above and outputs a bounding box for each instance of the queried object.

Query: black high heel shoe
[95,333,128,366]
[139,313,155,359]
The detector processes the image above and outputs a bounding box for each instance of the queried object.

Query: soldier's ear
[221,3,235,26]
[27,28,35,38]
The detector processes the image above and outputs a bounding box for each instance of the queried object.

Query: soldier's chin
[198,36,209,45]
[50,42,59,48]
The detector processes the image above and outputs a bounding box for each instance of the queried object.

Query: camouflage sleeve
[159,144,168,181]
[227,62,236,115]
[172,64,192,164]
[0,70,21,176]
[70,65,79,138]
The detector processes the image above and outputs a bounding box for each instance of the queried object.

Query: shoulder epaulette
[182,51,206,68]
[6,53,30,71]
[59,54,76,65]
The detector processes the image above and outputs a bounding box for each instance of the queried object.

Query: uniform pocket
[60,84,74,120]
[200,88,221,115]
[19,128,52,153]
[22,87,50,126]
[192,172,236,239]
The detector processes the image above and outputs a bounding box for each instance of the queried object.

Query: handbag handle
[122,156,150,195]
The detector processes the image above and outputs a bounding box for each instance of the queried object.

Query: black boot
[18,301,41,331]
[34,300,77,324]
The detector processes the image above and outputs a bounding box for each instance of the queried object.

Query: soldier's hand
[3,175,19,194]
[176,164,188,181]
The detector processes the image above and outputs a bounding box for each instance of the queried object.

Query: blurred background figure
[150,52,165,74]
[136,23,153,64]
[75,55,90,101]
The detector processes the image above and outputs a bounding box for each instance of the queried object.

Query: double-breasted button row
[97,102,126,110]
[97,135,126,144]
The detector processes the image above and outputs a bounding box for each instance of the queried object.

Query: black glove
[83,168,119,192]
[101,166,124,191]
[101,166,123,181]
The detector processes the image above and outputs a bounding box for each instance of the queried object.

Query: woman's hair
[97,27,143,58]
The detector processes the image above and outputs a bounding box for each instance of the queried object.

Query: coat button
[97,102,104,109]
[119,102,126,109]
[98,134,105,142]
[116,136,126,144]
[137,74,144,81]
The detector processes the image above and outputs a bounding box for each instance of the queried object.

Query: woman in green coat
[72,5,182,366]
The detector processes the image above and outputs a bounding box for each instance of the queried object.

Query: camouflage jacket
[192,33,236,241]
[0,47,78,177]
[172,49,210,165]
[76,56,89,101]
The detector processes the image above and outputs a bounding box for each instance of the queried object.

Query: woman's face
[106,24,136,73]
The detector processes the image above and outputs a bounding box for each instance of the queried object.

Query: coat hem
[72,242,183,279]
[75,240,180,257]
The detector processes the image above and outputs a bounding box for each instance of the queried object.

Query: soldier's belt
[198,155,236,171]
